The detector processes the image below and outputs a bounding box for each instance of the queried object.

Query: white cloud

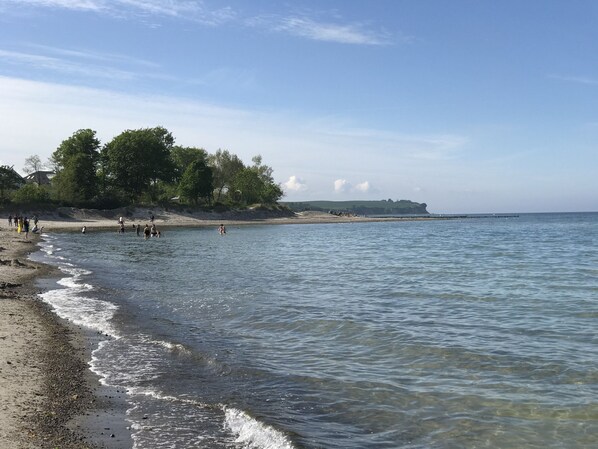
[284,175,307,192]
[334,179,349,193]
[333,179,373,194]
[354,181,370,193]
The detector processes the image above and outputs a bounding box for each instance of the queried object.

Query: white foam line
[224,407,296,449]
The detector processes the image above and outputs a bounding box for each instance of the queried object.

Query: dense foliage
[5,126,284,208]
[0,165,24,202]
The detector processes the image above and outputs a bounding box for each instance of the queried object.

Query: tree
[208,149,245,202]
[230,168,263,205]
[51,129,101,204]
[178,160,214,205]
[12,183,50,204]
[102,127,176,201]
[0,165,23,201]
[171,146,208,182]
[229,155,284,205]
[23,155,45,185]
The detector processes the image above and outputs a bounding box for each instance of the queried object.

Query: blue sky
[0,0,597,213]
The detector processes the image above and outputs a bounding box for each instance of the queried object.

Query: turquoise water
[35,213,598,448]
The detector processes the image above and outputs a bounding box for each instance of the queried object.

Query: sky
[0,0,597,213]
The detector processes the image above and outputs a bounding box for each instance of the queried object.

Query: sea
[30,212,597,449]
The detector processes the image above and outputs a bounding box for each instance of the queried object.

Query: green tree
[179,160,214,205]
[0,165,23,202]
[102,127,175,201]
[12,183,50,204]
[207,149,245,202]
[230,168,264,205]
[51,129,101,204]
[229,155,283,205]
[171,146,208,182]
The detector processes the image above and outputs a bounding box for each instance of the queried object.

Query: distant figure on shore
[118,216,124,226]
[8,215,12,226]
[150,214,155,223]
[119,222,125,234]
[136,224,141,236]
[82,226,86,234]
[23,217,30,239]
[17,217,23,233]
[33,215,38,226]
[218,224,226,235]
[143,224,150,239]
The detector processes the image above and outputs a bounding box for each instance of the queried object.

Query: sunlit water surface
[33,213,598,448]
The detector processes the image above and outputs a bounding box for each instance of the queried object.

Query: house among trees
[24,170,55,186]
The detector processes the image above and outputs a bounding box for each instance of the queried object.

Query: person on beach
[218,224,226,235]
[150,214,155,223]
[17,217,22,233]
[8,214,12,226]
[136,224,141,236]
[143,224,150,239]
[23,217,30,239]
[33,215,38,226]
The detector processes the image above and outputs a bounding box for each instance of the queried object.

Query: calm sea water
[33,213,597,449]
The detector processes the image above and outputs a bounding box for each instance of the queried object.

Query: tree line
[0,127,283,208]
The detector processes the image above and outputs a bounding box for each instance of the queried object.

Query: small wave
[41,288,118,337]
[57,276,94,292]
[224,407,296,449]
[138,335,193,356]
[127,386,212,409]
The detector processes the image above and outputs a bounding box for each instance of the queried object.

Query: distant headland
[282,199,429,216]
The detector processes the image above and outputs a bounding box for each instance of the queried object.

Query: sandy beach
[0,208,436,448]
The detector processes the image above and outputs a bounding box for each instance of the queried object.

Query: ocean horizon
[31,212,598,448]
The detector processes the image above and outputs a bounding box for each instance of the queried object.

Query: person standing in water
[218,224,226,235]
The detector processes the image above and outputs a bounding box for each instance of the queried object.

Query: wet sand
[0,225,97,448]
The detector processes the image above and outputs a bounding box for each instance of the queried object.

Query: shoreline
[0,225,132,449]
[0,210,449,449]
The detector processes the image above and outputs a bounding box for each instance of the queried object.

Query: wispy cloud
[2,0,236,25]
[25,43,160,69]
[246,12,393,46]
[0,48,141,80]
[4,1,394,45]
[272,16,390,45]
[548,74,598,86]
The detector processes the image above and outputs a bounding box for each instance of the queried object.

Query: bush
[12,184,51,205]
